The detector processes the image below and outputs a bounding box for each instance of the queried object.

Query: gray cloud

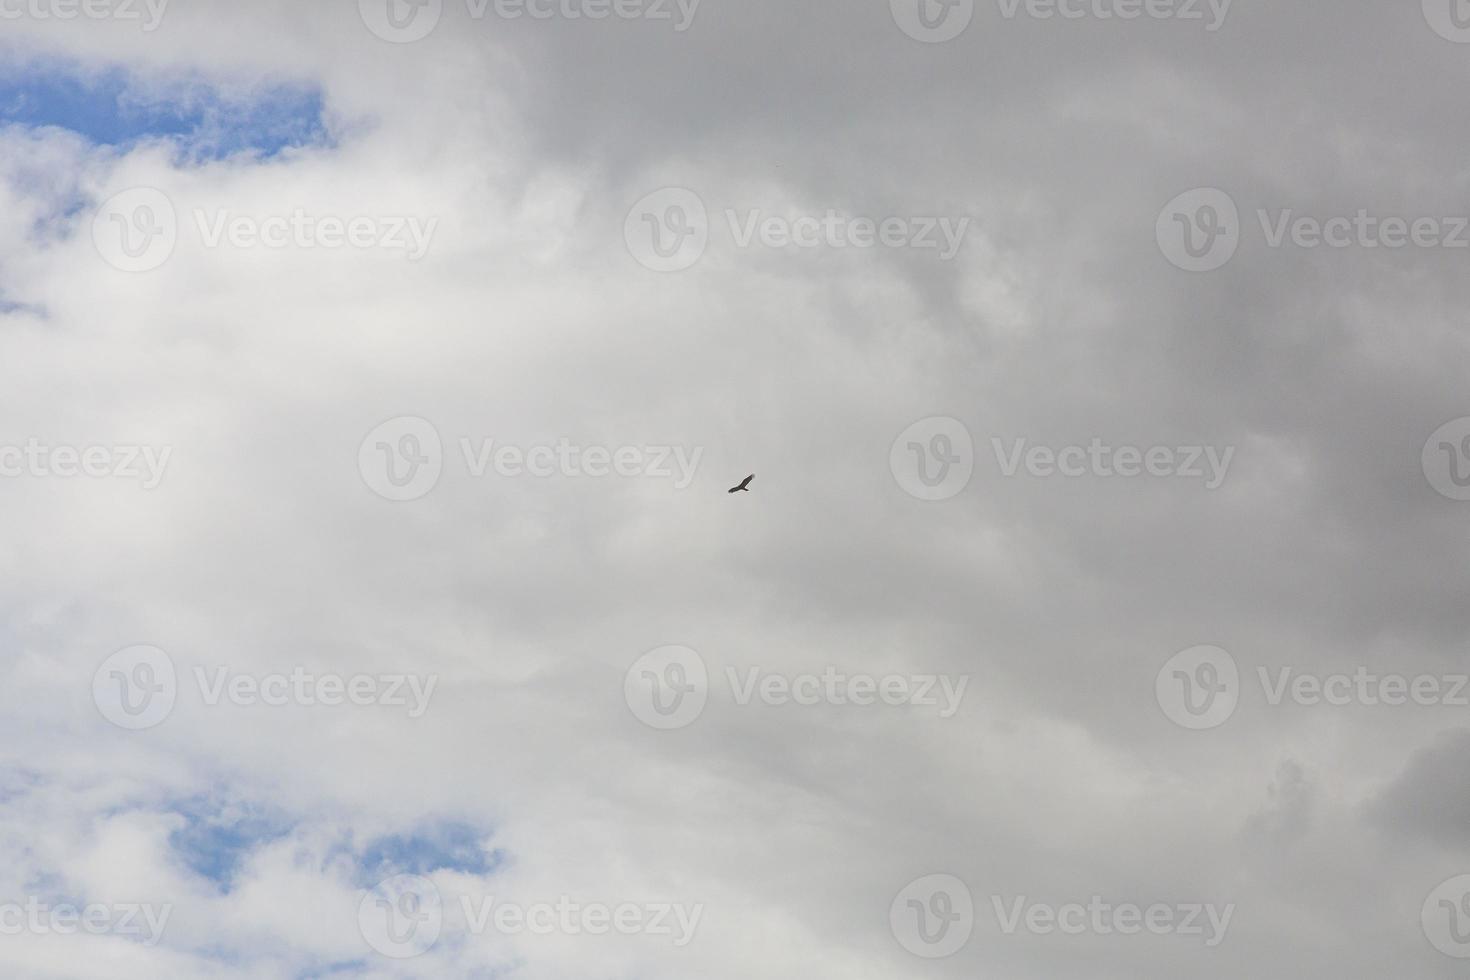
[0,0,1467,976]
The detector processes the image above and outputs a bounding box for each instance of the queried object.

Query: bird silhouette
[728,474,754,494]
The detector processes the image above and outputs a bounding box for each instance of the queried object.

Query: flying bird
[728,474,754,494]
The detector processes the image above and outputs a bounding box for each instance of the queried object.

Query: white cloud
[0,2,1466,977]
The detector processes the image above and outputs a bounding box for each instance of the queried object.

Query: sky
[1,0,1470,977]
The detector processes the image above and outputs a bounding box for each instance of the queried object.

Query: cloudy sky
[2,0,1470,976]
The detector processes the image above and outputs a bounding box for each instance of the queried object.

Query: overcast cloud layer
[2,0,1470,977]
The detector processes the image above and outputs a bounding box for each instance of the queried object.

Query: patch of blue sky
[291,960,372,979]
[353,820,505,886]
[161,793,501,895]
[0,57,330,162]
[0,765,43,804]
[0,293,48,316]
[164,793,296,893]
